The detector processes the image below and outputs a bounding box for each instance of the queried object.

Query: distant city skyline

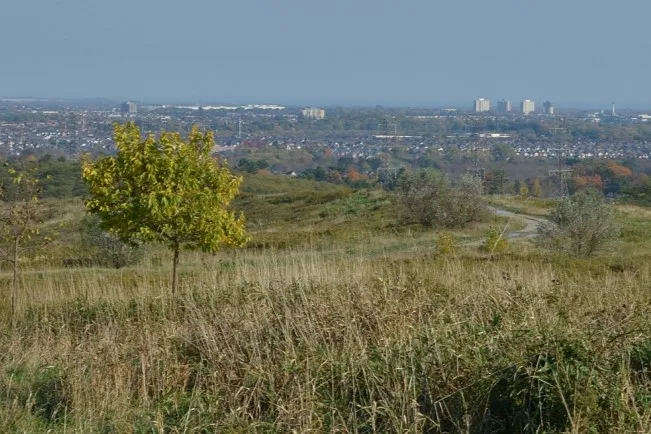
[2,0,651,108]
[2,96,646,112]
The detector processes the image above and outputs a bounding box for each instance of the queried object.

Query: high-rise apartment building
[497,99,512,113]
[543,101,554,115]
[120,101,137,114]
[473,98,490,112]
[301,107,325,120]
[520,100,535,115]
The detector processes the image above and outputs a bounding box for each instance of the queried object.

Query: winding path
[488,206,548,240]
[461,207,548,248]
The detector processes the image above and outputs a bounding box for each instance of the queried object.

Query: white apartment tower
[473,98,490,112]
[520,100,535,115]
[301,107,326,120]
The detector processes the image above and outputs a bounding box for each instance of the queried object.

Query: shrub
[480,226,508,254]
[536,189,620,257]
[394,169,486,228]
[437,232,458,256]
[81,215,142,268]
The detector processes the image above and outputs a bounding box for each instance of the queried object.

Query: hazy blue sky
[2,0,650,107]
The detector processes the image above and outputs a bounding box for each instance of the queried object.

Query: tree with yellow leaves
[82,123,247,294]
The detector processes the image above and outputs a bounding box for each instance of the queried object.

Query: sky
[2,0,651,108]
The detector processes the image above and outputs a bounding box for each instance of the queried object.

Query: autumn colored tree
[346,167,363,183]
[572,175,603,192]
[82,123,247,294]
[606,161,632,177]
[571,160,633,195]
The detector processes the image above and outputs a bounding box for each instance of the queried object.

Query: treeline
[236,153,651,203]
[2,152,651,205]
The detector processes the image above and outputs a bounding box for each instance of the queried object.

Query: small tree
[82,123,247,293]
[0,168,50,323]
[536,190,619,257]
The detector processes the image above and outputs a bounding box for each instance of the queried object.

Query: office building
[520,100,535,115]
[473,98,490,112]
[301,107,325,120]
[497,99,512,113]
[543,101,554,115]
[120,101,137,114]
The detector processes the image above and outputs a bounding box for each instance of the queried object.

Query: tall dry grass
[1,246,651,432]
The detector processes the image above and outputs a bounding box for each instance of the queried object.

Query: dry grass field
[1,175,650,432]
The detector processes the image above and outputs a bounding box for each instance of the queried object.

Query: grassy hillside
[1,174,650,432]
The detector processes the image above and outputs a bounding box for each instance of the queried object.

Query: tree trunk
[171,247,180,295]
[11,238,18,327]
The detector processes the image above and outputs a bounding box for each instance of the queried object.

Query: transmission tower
[466,166,485,181]
[548,146,571,197]
[376,118,397,136]
[466,159,486,195]
[547,127,572,197]
[377,166,400,190]
[548,154,571,197]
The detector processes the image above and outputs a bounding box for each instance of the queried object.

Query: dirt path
[463,207,548,248]
[488,206,548,240]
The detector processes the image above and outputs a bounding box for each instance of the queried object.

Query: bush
[480,226,508,254]
[437,232,458,256]
[536,190,620,257]
[394,170,486,228]
[81,215,142,268]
